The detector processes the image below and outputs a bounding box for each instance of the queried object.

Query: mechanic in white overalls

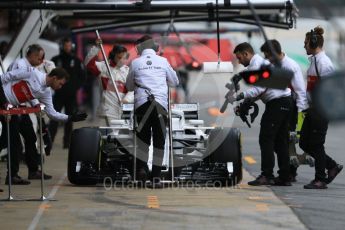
[85,40,133,125]
[0,67,87,185]
[126,35,179,188]
[5,44,56,182]
[300,26,343,189]
[260,39,309,182]
[232,42,292,186]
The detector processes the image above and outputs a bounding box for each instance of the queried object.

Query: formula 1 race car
[68,103,242,186]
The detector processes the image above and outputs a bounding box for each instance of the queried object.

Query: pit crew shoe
[272,177,292,186]
[28,170,52,180]
[248,175,274,186]
[5,175,31,185]
[304,180,327,189]
[136,168,148,181]
[289,174,297,183]
[134,168,148,188]
[326,164,343,184]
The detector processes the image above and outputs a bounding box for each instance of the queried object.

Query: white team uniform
[37,60,56,74]
[126,49,179,110]
[1,67,68,121]
[242,54,291,102]
[281,54,309,112]
[306,51,334,101]
[85,46,133,121]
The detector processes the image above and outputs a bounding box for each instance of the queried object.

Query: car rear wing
[121,103,199,120]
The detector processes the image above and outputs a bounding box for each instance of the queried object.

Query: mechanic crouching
[126,35,179,188]
[233,42,292,186]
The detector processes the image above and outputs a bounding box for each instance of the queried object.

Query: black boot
[5,175,31,185]
[248,175,274,186]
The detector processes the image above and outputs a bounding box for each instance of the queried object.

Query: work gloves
[68,112,88,122]
[296,110,307,139]
[297,111,306,132]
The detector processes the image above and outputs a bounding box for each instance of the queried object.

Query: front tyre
[68,127,101,185]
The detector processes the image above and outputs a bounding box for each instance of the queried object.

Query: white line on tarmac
[27,173,67,230]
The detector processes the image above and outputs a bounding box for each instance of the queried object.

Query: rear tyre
[68,127,101,185]
[206,127,242,185]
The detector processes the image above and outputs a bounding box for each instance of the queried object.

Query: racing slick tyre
[68,127,101,185]
[206,127,242,185]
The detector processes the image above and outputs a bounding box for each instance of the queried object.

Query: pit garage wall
[78,32,234,69]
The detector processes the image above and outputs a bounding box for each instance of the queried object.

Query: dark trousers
[135,101,168,181]
[49,95,75,147]
[0,83,39,174]
[299,108,337,182]
[289,100,298,176]
[259,97,292,180]
[0,115,22,176]
[19,114,40,173]
[0,83,8,109]
[0,114,41,174]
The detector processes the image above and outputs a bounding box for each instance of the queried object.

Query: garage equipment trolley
[0,105,54,201]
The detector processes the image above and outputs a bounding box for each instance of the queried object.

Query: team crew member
[300,26,343,189]
[0,67,87,121]
[0,67,87,184]
[260,39,309,182]
[126,35,179,188]
[233,42,292,186]
[85,39,133,125]
[50,37,86,149]
[7,44,55,181]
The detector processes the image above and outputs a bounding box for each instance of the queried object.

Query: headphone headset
[137,42,159,53]
[150,41,159,52]
[309,29,318,49]
[136,35,159,54]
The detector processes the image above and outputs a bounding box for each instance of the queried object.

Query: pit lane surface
[0,73,342,229]
[0,119,305,230]
[241,121,345,230]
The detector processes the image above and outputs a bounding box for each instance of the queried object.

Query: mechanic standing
[6,44,55,181]
[260,39,309,182]
[84,39,133,125]
[126,35,179,188]
[232,42,292,186]
[300,26,343,189]
[50,37,86,149]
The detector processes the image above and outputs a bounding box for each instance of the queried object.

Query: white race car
[68,103,242,186]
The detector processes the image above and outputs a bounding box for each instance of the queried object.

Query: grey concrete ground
[0,73,343,229]
[0,119,306,230]
[241,121,345,230]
